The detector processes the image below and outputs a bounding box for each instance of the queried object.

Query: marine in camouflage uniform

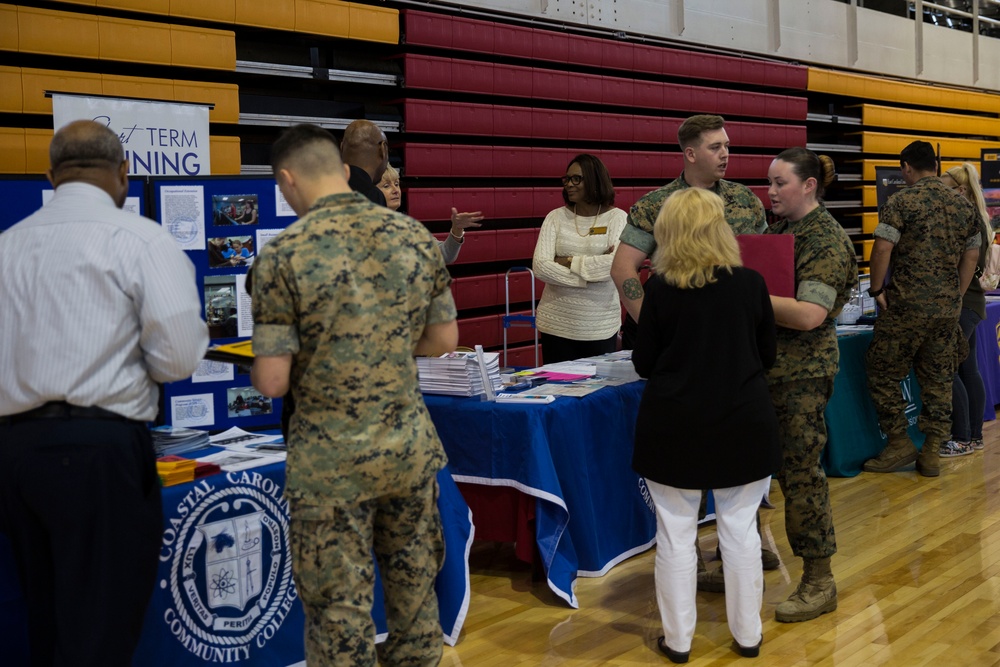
[765,205,857,566]
[864,174,981,477]
[252,187,456,666]
[619,173,767,255]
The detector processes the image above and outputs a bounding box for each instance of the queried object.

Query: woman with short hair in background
[378,164,484,264]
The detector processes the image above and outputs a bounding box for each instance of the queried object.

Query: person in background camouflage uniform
[250,124,458,666]
[765,147,857,623]
[863,141,981,478]
[611,114,776,592]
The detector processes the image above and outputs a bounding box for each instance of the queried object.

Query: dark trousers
[540,331,617,365]
[952,307,986,441]
[0,417,163,667]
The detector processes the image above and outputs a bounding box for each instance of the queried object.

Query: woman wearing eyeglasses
[532,154,628,363]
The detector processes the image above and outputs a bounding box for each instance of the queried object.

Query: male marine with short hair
[611,114,774,591]
[250,124,457,666]
[863,140,981,477]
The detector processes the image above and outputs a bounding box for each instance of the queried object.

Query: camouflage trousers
[769,377,837,559]
[289,476,444,667]
[866,309,964,444]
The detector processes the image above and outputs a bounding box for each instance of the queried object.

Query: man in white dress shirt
[0,120,208,666]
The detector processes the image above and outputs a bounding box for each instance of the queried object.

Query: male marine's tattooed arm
[622,278,643,301]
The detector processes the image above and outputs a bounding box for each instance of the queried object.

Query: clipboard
[737,234,795,297]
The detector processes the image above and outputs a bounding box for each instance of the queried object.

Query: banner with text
[52,94,211,176]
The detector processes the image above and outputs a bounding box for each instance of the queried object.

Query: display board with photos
[0,175,147,232]
[150,175,297,432]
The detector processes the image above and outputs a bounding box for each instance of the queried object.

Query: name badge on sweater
[589,227,607,235]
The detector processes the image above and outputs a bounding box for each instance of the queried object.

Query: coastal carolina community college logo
[159,472,298,662]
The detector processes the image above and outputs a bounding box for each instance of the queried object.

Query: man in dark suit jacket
[341,119,389,206]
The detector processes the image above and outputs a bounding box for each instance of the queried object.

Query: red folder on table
[737,234,795,297]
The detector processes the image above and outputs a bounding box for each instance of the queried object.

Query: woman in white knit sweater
[532,154,628,364]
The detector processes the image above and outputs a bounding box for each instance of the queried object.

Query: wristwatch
[867,285,885,298]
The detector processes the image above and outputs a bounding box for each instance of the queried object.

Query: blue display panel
[0,176,147,232]
[150,175,293,432]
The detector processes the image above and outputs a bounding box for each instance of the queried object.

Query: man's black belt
[0,401,134,425]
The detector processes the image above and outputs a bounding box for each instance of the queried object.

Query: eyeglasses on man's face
[561,175,583,186]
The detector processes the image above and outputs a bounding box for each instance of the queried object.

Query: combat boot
[775,557,837,623]
[916,441,940,477]
[862,435,917,473]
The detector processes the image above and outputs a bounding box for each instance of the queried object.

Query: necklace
[573,204,603,237]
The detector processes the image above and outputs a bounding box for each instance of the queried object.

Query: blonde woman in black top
[632,188,780,663]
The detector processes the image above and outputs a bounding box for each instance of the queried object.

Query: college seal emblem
[158,472,298,662]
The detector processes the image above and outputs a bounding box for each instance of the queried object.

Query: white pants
[645,477,769,652]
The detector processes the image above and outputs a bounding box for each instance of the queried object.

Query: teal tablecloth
[823,329,926,477]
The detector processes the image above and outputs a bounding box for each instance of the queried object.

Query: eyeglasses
[561,175,583,186]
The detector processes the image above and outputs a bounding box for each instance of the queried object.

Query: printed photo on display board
[208,236,255,268]
[213,194,259,226]
[204,275,238,339]
[226,387,273,418]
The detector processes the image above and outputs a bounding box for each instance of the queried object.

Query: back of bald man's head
[271,124,345,178]
[339,119,383,165]
[50,120,124,175]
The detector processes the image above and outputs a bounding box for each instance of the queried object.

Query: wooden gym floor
[441,419,1000,666]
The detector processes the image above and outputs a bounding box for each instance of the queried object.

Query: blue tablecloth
[0,464,472,666]
[425,381,656,608]
[977,301,1000,418]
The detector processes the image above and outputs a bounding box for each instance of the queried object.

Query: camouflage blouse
[766,205,857,383]
[252,191,456,505]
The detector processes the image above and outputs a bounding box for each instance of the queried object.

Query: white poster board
[52,93,211,177]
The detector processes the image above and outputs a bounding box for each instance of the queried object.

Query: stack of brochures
[156,455,198,487]
[417,351,502,397]
[151,425,211,457]
[591,350,642,382]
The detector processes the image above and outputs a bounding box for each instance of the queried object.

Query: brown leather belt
[0,401,134,425]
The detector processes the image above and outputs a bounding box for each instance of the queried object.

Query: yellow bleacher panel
[236,0,294,30]
[209,135,240,174]
[0,66,22,113]
[863,185,876,208]
[809,67,1000,115]
[20,68,103,114]
[348,4,398,44]
[860,132,1000,160]
[170,25,236,70]
[18,6,100,59]
[862,104,1000,138]
[171,0,236,24]
[0,128,26,173]
[24,128,53,174]
[98,0,169,15]
[174,80,239,124]
[295,0,350,38]
[102,73,175,102]
[862,238,874,262]
[863,212,879,234]
[99,17,173,66]
[1,4,20,52]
